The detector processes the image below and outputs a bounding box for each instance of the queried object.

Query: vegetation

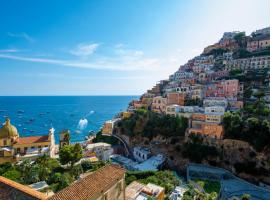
[195,179,221,194]
[182,182,218,200]
[185,98,203,106]
[204,48,229,56]
[223,98,270,151]
[92,131,120,145]
[59,143,83,167]
[182,135,219,163]
[118,109,188,139]
[125,170,179,194]
[0,152,105,193]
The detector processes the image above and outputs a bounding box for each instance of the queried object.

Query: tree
[71,164,83,179]
[223,112,243,139]
[59,144,83,167]
[81,160,92,172]
[2,169,21,182]
[73,143,83,166]
[58,173,73,191]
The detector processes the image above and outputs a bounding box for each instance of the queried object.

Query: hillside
[114,27,270,185]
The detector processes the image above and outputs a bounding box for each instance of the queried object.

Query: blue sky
[0,0,270,95]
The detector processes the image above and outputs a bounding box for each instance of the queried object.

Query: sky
[0,0,270,96]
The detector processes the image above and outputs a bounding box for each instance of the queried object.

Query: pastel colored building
[85,142,113,161]
[166,104,180,117]
[205,106,225,115]
[187,113,224,139]
[166,92,185,106]
[101,118,120,135]
[203,97,228,108]
[224,79,239,97]
[151,96,167,113]
[0,118,55,164]
[247,34,270,52]
[225,55,270,71]
[188,123,224,139]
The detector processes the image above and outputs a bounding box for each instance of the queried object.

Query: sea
[0,96,137,143]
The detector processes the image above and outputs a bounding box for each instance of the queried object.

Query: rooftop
[14,135,50,145]
[0,176,48,200]
[125,181,164,200]
[49,164,125,200]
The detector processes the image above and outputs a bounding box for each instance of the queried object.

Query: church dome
[0,118,19,139]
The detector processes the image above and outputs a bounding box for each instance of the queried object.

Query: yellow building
[0,118,55,164]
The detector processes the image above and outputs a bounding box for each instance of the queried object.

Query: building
[125,181,165,200]
[166,92,185,106]
[187,113,224,139]
[50,164,126,200]
[0,118,55,164]
[203,97,228,108]
[166,104,180,117]
[247,34,270,52]
[134,154,165,171]
[101,118,120,135]
[225,55,270,71]
[59,130,70,149]
[205,80,239,98]
[0,176,48,200]
[253,27,270,36]
[151,96,167,113]
[205,106,225,115]
[133,147,151,162]
[85,142,113,161]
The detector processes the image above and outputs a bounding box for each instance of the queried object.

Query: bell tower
[59,130,70,149]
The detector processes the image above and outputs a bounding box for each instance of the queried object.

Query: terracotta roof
[50,164,125,200]
[0,176,48,200]
[14,135,50,145]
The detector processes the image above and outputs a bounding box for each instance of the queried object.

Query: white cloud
[0,53,161,71]
[70,43,99,57]
[7,32,35,43]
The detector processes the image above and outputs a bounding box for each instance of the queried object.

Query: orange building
[188,113,224,139]
[167,92,185,106]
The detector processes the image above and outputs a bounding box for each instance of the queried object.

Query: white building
[86,142,113,161]
[134,154,165,171]
[205,106,225,115]
[133,147,151,163]
[203,97,228,108]
[166,105,181,117]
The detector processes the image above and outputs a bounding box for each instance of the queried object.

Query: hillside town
[1,27,270,200]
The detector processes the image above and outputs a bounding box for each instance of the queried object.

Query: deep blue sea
[0,96,137,143]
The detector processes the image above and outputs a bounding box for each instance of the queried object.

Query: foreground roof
[50,164,125,200]
[0,176,48,200]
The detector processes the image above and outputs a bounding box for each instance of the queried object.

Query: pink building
[223,79,239,97]
[151,96,167,113]
[205,79,239,98]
